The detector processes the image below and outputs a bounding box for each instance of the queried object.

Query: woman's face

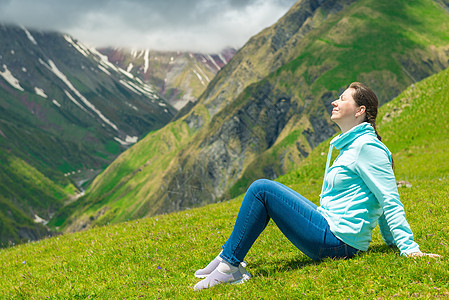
[331,88,365,131]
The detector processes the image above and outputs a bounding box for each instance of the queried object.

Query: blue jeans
[220,179,358,266]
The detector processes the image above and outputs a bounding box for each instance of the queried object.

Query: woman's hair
[348,82,381,141]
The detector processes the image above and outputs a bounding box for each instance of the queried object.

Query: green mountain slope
[62,0,449,230]
[0,62,448,299]
[0,149,76,247]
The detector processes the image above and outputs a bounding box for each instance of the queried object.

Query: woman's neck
[338,118,367,133]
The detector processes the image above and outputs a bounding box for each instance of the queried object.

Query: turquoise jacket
[317,122,420,255]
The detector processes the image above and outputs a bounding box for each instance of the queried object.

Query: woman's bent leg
[220,179,356,265]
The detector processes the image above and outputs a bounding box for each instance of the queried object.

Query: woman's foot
[194,255,247,278]
[194,256,223,278]
[194,262,251,290]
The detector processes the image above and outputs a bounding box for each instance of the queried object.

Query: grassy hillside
[0,149,76,247]
[49,119,196,232]
[1,63,448,299]
[63,0,449,230]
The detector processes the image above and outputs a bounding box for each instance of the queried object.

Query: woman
[193,82,439,291]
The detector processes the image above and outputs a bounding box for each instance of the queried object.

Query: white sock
[217,261,239,274]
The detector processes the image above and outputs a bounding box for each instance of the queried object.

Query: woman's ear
[356,105,366,117]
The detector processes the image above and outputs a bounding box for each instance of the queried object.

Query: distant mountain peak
[98,47,236,110]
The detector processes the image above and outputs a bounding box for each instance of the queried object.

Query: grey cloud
[0,0,297,52]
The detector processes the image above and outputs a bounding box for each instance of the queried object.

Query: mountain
[98,48,236,110]
[0,25,176,180]
[58,0,449,231]
[0,24,176,245]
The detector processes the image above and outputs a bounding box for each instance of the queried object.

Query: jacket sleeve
[378,212,395,246]
[355,142,420,256]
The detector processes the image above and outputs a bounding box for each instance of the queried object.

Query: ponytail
[348,82,393,166]
[366,117,381,141]
[348,82,381,141]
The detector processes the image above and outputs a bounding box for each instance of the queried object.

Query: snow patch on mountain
[64,90,87,112]
[52,99,61,107]
[218,53,228,65]
[207,54,221,71]
[114,135,138,146]
[22,26,38,45]
[127,63,134,73]
[144,49,150,74]
[119,79,141,95]
[195,64,210,82]
[33,214,48,225]
[118,67,134,79]
[126,102,138,111]
[90,47,136,80]
[131,49,141,59]
[39,58,118,131]
[0,64,24,91]
[64,34,89,57]
[34,87,47,98]
[91,48,117,72]
[98,64,111,75]
[192,69,206,86]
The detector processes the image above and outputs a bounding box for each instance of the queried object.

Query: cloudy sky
[0,0,297,52]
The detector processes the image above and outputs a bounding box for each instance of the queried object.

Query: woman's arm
[356,142,420,255]
[379,213,440,258]
[377,212,395,246]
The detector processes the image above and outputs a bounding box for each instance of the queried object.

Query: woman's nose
[331,100,338,107]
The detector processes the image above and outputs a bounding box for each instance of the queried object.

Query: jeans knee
[248,179,272,193]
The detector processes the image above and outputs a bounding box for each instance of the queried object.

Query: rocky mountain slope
[59,0,449,231]
[99,48,236,110]
[0,24,176,245]
[0,24,177,181]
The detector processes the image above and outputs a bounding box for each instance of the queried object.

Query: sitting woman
[193,82,439,290]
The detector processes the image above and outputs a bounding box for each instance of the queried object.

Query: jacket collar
[330,122,375,150]
[320,122,375,197]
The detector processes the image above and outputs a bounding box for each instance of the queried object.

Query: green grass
[0,185,447,298]
[1,59,449,299]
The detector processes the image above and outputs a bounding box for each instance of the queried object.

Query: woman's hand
[407,251,441,259]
